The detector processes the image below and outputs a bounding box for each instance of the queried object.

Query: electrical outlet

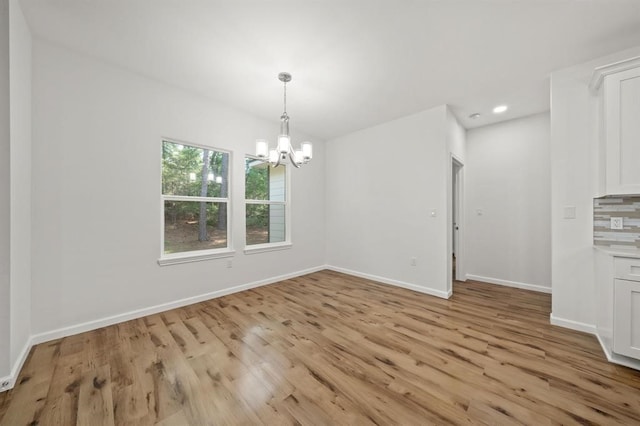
[226,260,233,268]
[410,257,417,266]
[1,380,10,389]
[611,217,624,230]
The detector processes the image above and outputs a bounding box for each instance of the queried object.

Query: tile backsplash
[594,196,640,249]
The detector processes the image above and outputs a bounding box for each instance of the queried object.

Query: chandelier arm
[273,153,282,168]
[288,150,301,168]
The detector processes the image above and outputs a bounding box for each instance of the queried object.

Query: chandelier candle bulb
[269,149,279,164]
[278,135,290,154]
[302,142,313,160]
[256,139,269,158]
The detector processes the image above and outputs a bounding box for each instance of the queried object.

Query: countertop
[594,245,640,258]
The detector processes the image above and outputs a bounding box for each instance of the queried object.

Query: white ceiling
[19,0,640,140]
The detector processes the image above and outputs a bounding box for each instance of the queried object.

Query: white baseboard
[595,333,640,371]
[466,274,551,294]
[326,265,452,299]
[31,265,326,346]
[596,333,614,360]
[5,266,638,392]
[0,336,33,392]
[549,313,597,334]
[548,315,640,371]
[7,264,440,392]
[0,376,9,392]
[0,265,326,393]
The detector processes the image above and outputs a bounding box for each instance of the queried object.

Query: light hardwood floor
[1,270,639,425]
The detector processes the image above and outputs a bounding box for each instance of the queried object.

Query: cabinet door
[605,67,640,194]
[613,278,640,359]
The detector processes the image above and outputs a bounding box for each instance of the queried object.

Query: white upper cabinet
[605,67,640,194]
[591,57,640,195]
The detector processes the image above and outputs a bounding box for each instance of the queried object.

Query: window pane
[162,141,229,198]
[246,204,286,245]
[245,158,269,200]
[269,204,286,242]
[269,165,286,202]
[164,200,227,254]
[245,158,286,201]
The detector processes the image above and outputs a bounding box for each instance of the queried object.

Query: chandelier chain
[283,81,287,114]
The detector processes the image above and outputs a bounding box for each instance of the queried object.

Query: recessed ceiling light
[469,113,481,119]
[493,105,508,114]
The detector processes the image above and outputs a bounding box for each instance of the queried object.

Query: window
[245,157,290,252]
[160,140,232,265]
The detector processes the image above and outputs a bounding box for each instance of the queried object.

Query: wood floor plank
[37,352,84,425]
[76,364,115,426]
[2,270,640,425]
[0,341,60,425]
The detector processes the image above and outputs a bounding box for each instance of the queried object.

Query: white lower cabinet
[613,258,640,360]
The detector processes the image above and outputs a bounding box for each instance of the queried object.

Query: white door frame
[450,154,465,289]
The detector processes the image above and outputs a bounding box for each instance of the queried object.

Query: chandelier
[255,72,312,168]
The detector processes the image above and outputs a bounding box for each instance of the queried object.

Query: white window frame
[244,156,292,254]
[158,138,234,266]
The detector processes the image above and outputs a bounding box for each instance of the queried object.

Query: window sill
[244,242,292,255]
[158,250,235,266]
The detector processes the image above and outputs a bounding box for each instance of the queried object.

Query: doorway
[451,156,464,286]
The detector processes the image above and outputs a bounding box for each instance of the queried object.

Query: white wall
[551,62,602,330]
[9,0,31,373]
[465,113,551,292]
[0,0,10,381]
[550,46,640,332]
[31,40,325,337]
[325,106,451,298]
[447,110,466,162]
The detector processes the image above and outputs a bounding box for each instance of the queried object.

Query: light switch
[611,217,624,230]
[564,206,576,219]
